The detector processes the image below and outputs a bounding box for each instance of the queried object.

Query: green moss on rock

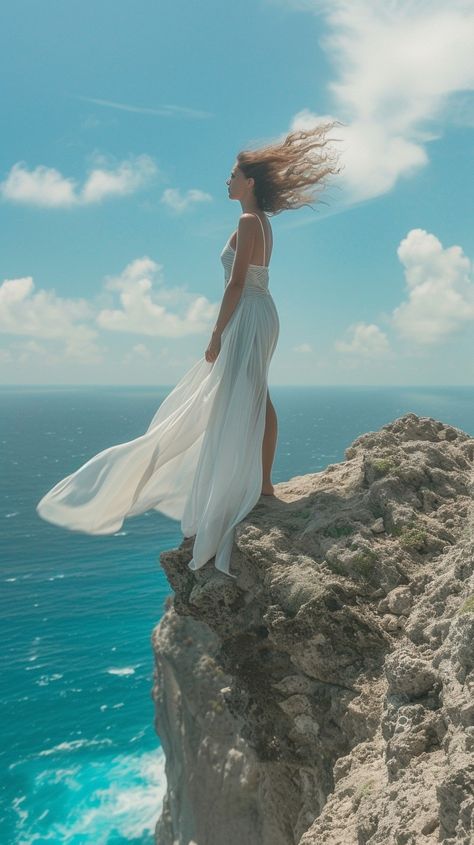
[372,458,397,475]
[456,594,474,615]
[352,549,379,577]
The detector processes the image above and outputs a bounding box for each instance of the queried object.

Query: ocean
[2,384,473,844]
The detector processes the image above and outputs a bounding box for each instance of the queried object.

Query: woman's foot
[261,482,275,496]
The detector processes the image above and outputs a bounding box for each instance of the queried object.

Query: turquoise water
[2,384,473,844]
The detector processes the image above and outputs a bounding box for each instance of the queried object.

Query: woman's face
[226,163,251,199]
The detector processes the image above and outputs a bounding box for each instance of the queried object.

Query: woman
[36,124,342,579]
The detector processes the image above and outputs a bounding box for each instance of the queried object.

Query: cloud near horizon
[391,228,474,344]
[0,256,220,365]
[0,275,102,362]
[1,227,470,369]
[97,257,218,337]
[334,228,474,357]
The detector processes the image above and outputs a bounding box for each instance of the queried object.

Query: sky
[1,0,473,387]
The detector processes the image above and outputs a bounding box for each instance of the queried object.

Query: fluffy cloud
[0,255,220,367]
[286,0,474,203]
[334,228,474,357]
[0,276,102,362]
[391,228,474,344]
[97,257,218,336]
[0,154,157,207]
[335,322,391,357]
[294,342,314,353]
[160,187,213,213]
[0,339,70,366]
[122,343,153,366]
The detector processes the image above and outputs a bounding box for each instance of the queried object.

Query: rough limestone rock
[151,413,474,845]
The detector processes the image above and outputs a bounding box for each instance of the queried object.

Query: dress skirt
[36,287,279,579]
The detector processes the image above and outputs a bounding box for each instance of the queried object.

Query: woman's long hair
[237,121,345,215]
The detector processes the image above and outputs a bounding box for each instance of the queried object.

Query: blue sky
[1,0,473,386]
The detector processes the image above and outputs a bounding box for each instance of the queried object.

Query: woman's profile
[36,123,343,580]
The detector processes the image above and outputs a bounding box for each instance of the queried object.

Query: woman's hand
[205,330,221,363]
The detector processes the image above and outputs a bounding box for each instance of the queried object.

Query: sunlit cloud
[334,227,474,355]
[0,154,157,207]
[122,343,152,365]
[391,228,474,344]
[282,0,474,203]
[160,187,213,213]
[97,257,218,336]
[335,322,391,357]
[294,343,314,353]
[0,254,220,367]
[0,276,103,362]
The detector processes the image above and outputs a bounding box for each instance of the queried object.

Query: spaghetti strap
[250,213,266,266]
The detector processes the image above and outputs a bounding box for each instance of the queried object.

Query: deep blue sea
[1,384,473,844]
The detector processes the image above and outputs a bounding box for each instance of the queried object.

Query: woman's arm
[212,213,256,337]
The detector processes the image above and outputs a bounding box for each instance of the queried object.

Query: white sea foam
[106,666,136,676]
[38,738,114,756]
[35,673,63,686]
[129,728,146,743]
[12,794,28,824]
[15,748,167,844]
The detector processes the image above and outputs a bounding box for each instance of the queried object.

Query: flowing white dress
[36,214,280,579]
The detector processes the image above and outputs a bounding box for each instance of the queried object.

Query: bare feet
[261,483,275,496]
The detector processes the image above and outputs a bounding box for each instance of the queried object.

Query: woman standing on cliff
[36,124,343,579]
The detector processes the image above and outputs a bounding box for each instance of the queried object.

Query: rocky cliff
[151,412,474,845]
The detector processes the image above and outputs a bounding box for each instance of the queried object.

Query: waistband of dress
[242,284,269,296]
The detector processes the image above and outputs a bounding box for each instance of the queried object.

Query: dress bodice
[220,241,270,295]
[220,214,271,296]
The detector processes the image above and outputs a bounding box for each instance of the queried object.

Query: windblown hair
[237,121,345,215]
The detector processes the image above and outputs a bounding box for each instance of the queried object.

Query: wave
[12,748,166,844]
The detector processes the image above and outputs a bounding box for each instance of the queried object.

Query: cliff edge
[151,412,474,845]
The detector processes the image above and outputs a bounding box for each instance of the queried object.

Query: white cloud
[391,228,474,344]
[0,254,219,368]
[285,0,474,203]
[0,347,13,364]
[335,322,391,357]
[0,275,91,333]
[3,339,63,366]
[123,343,152,365]
[81,154,157,203]
[98,257,218,337]
[160,187,213,213]
[0,276,103,362]
[0,154,157,207]
[294,342,313,353]
[1,166,78,208]
[334,228,474,357]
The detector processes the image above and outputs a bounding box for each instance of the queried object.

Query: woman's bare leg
[261,390,278,495]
